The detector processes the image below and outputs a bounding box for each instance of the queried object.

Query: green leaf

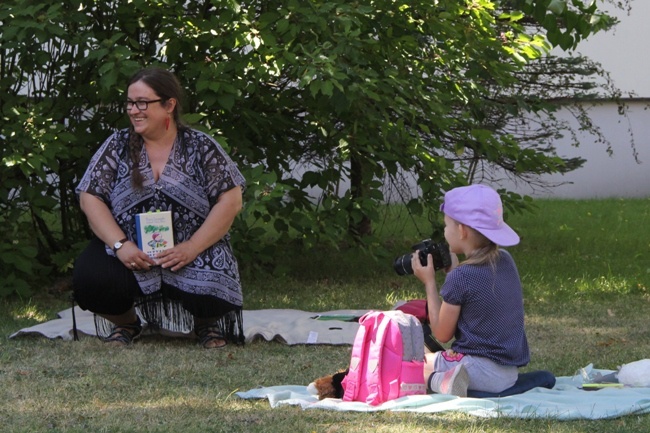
[217,94,235,111]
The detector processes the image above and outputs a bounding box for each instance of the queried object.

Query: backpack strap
[341,311,375,401]
[342,311,380,402]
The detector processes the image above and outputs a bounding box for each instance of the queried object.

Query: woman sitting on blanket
[413,184,530,397]
[73,67,245,348]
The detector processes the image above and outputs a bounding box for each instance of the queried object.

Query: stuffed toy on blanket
[307,369,349,400]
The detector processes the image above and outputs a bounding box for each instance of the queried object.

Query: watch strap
[113,237,128,252]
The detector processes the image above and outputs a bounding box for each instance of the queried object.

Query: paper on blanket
[236,367,650,420]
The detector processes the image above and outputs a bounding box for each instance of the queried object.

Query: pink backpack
[342,310,426,405]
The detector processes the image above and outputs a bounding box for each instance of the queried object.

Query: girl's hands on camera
[412,252,435,286]
[413,252,459,294]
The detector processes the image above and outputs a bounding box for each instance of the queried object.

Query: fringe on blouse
[93,294,245,345]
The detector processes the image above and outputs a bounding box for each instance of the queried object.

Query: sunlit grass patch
[10,300,50,323]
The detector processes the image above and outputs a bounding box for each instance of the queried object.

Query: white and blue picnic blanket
[237,365,650,420]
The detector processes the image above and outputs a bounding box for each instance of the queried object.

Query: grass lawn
[1,198,649,432]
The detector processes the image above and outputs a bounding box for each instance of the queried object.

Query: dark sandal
[103,318,142,346]
[195,324,227,349]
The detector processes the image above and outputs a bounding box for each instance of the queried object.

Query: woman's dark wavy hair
[127,67,186,189]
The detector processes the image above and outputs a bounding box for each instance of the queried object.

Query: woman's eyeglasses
[125,99,162,111]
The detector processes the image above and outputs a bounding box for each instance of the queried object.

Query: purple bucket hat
[440,184,520,247]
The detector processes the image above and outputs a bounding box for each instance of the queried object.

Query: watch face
[114,241,123,251]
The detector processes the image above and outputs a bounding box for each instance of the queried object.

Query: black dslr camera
[393,239,452,276]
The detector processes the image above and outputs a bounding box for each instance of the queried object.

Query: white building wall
[493,101,650,198]
[504,1,650,198]
[563,1,650,98]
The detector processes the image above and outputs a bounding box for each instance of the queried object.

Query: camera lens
[393,254,414,276]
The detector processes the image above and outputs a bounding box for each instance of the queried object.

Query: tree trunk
[348,153,372,239]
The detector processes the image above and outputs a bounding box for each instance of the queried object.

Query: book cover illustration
[135,211,175,260]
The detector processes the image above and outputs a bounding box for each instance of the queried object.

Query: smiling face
[126,80,172,139]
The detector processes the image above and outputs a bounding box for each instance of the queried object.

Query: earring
[164,115,170,131]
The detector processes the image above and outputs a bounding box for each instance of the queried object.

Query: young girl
[413,184,530,397]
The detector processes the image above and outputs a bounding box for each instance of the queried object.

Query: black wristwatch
[112,237,128,252]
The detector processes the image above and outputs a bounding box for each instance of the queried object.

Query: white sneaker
[431,364,469,397]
